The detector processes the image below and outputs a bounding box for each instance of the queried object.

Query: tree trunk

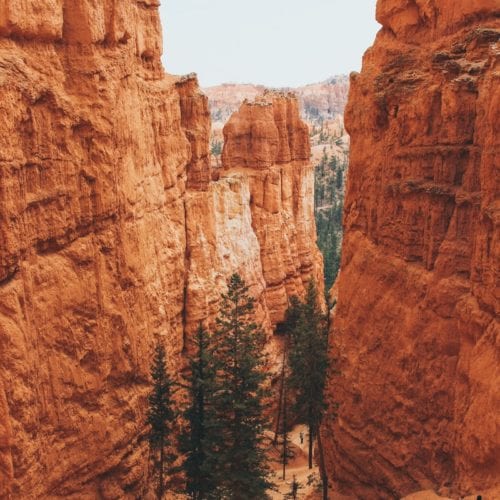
[308,423,313,469]
[158,436,164,500]
[317,426,329,500]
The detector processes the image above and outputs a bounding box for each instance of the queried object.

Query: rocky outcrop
[0,3,323,497]
[184,175,272,337]
[222,93,325,324]
[323,1,499,498]
[204,76,349,126]
[207,80,349,295]
[184,91,324,337]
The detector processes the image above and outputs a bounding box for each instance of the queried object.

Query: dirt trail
[268,425,322,499]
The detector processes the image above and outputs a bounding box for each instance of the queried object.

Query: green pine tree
[147,340,176,499]
[336,168,343,190]
[328,154,337,170]
[280,370,293,482]
[284,475,303,500]
[273,322,293,480]
[211,140,223,156]
[210,273,273,499]
[179,323,218,499]
[287,281,329,469]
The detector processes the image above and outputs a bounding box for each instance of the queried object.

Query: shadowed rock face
[0,3,323,498]
[323,0,499,498]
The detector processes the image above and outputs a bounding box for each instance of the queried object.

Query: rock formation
[0,3,322,497]
[204,76,349,126]
[206,79,349,297]
[323,0,499,498]
[222,93,325,325]
[0,3,198,495]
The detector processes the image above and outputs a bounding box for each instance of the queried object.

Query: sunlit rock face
[222,93,325,325]
[204,76,349,125]
[323,0,499,498]
[0,2,193,497]
[0,4,323,496]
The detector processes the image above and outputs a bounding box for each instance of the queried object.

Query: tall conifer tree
[209,273,273,499]
[287,280,329,469]
[147,341,176,499]
[179,323,218,499]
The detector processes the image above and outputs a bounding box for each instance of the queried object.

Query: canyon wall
[324,0,499,498]
[0,3,321,498]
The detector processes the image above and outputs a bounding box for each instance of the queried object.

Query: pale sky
[159,0,380,87]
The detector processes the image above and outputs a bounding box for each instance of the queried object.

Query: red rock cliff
[0,2,204,497]
[222,93,325,324]
[0,3,323,497]
[323,0,499,498]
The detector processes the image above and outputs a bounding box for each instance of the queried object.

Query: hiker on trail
[291,475,299,500]
[299,431,304,444]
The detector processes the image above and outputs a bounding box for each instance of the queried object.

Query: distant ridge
[203,75,349,124]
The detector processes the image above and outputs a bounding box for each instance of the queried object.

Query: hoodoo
[222,92,325,324]
[0,3,322,497]
[323,0,499,498]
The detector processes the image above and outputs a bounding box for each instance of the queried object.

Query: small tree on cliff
[287,280,329,469]
[179,323,218,499]
[209,273,273,499]
[147,340,176,499]
[336,168,343,190]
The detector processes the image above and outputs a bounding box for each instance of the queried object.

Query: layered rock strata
[323,1,500,498]
[222,93,325,324]
[0,3,322,498]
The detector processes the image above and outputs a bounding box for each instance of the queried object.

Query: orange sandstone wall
[222,93,325,324]
[184,92,324,337]
[323,0,499,498]
[0,4,322,499]
[0,2,193,497]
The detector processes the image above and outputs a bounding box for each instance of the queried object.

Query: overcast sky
[159,0,380,88]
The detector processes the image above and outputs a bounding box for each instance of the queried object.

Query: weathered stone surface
[184,175,272,336]
[0,5,322,497]
[323,1,499,498]
[223,93,325,324]
[0,3,194,496]
[177,75,212,191]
